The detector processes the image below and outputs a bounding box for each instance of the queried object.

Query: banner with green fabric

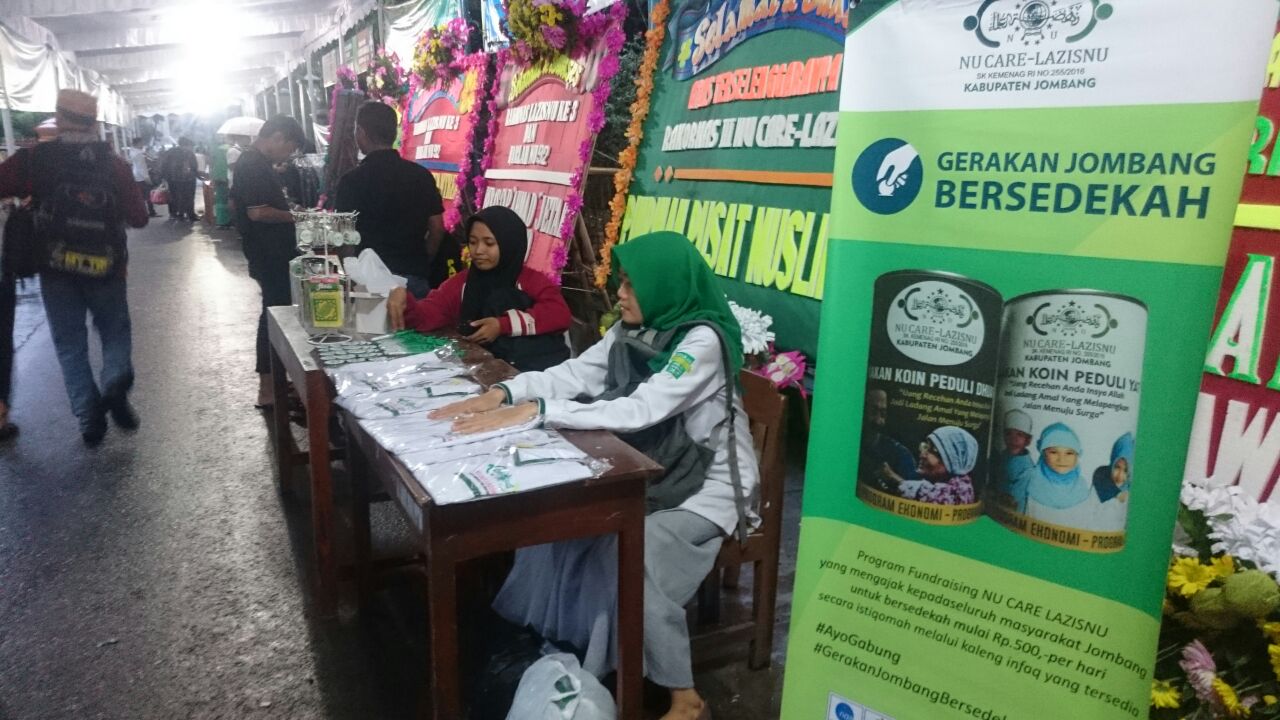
[781,2,1277,718]
[616,0,849,357]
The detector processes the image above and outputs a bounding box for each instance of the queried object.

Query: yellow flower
[1270,644,1280,682]
[1168,557,1216,597]
[1151,680,1180,709]
[1267,695,1278,706]
[538,4,562,25]
[1261,621,1280,643]
[1214,677,1251,717]
[1211,555,1236,579]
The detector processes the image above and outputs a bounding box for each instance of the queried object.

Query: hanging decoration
[412,17,471,89]
[321,65,366,208]
[366,49,409,105]
[445,54,490,231]
[596,0,669,287]
[472,48,506,210]
[327,66,360,132]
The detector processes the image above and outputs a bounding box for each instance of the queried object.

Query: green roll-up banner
[782,2,1277,719]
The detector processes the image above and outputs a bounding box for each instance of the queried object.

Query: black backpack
[31,142,126,278]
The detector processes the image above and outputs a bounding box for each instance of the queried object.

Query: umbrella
[216,116,264,137]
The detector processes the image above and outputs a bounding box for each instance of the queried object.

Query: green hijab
[612,231,744,376]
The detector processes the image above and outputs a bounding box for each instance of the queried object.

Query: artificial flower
[413,18,470,88]
[1151,679,1181,709]
[597,0,670,287]
[729,301,776,356]
[1190,588,1239,630]
[547,1,627,280]
[1271,644,1280,682]
[1181,483,1280,579]
[1213,555,1238,579]
[1170,556,1218,597]
[366,49,408,103]
[1180,639,1218,703]
[1222,569,1280,618]
[1214,677,1251,717]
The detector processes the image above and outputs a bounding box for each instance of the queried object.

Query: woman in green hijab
[433,232,759,719]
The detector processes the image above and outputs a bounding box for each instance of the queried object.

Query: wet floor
[0,218,802,720]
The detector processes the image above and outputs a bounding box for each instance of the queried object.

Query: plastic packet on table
[399,429,557,467]
[357,415,455,453]
[425,377,482,397]
[335,377,483,419]
[431,415,545,449]
[513,443,588,465]
[411,449,607,505]
[338,391,477,420]
[331,357,472,398]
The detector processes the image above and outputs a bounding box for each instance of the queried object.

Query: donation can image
[858,270,1002,525]
[988,290,1148,553]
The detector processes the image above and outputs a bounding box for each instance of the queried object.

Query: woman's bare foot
[661,688,709,720]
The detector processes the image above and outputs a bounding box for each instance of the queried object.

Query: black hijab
[459,206,531,325]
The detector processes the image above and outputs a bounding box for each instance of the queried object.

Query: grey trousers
[493,509,724,688]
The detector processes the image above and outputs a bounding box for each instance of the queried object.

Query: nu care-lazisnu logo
[851,138,924,215]
[962,0,1114,48]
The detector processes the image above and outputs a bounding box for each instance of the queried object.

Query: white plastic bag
[344,249,405,333]
[505,653,616,720]
[343,248,404,294]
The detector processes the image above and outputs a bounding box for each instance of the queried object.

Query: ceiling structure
[8,0,371,114]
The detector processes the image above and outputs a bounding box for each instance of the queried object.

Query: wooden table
[266,306,346,616]
[267,308,661,717]
[342,354,660,720]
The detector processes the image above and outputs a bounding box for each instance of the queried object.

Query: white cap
[1004,409,1033,435]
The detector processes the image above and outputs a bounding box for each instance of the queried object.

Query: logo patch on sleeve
[665,351,695,379]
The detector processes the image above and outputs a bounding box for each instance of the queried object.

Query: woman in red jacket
[386,206,572,371]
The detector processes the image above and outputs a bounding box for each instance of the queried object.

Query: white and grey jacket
[497,324,761,536]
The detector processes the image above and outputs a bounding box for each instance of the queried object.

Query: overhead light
[166,3,251,115]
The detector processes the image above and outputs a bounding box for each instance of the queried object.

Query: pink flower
[599,56,620,80]
[1179,640,1219,705]
[541,25,568,49]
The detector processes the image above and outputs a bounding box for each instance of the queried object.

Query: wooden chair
[692,369,788,670]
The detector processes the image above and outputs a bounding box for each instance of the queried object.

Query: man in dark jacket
[163,137,199,221]
[0,89,148,445]
[336,101,445,299]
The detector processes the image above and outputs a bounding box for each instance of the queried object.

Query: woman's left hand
[465,317,502,345]
[451,402,539,435]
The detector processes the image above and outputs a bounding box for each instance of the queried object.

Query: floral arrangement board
[602,0,847,356]
[401,67,485,219]
[479,5,625,281]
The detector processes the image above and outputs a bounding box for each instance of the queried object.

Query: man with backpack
[0,89,149,445]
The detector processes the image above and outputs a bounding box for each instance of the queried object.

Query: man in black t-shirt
[230,115,305,407]
[336,101,445,299]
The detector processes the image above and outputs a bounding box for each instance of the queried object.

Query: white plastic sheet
[334,351,604,505]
